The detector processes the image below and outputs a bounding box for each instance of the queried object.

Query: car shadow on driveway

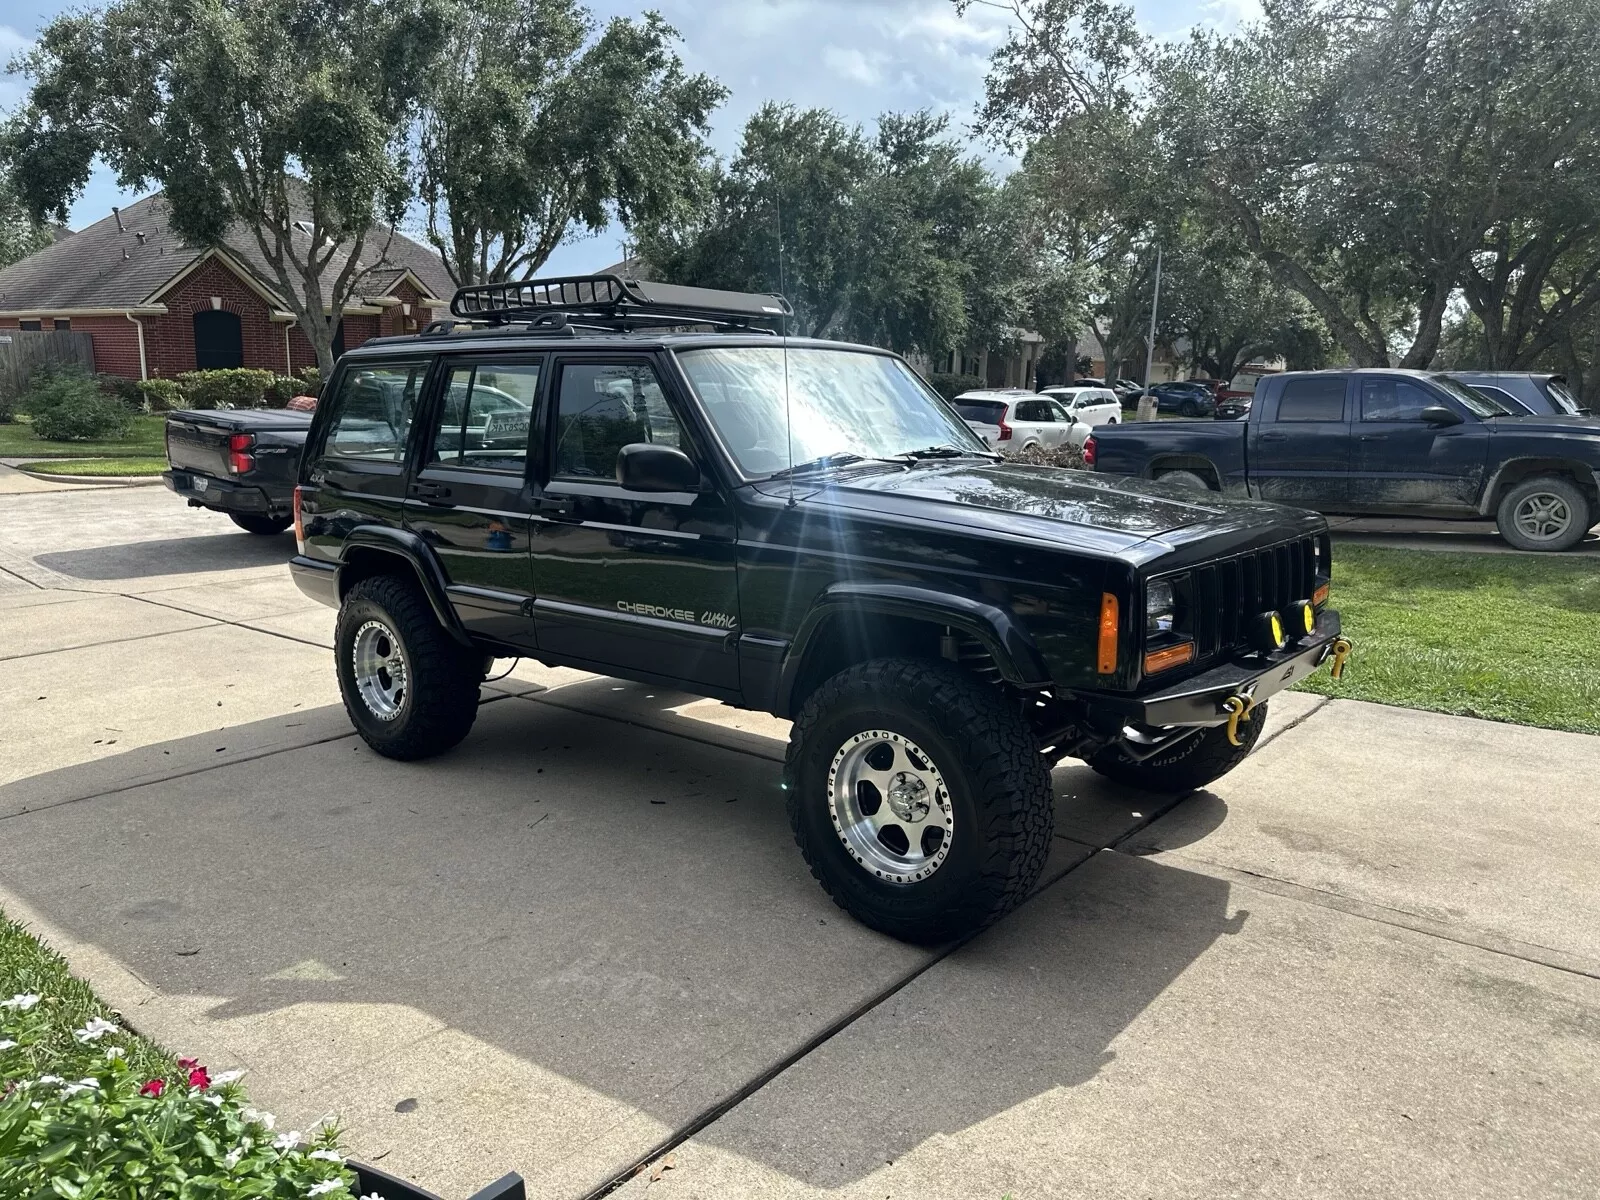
[33,531,293,580]
[0,693,1240,1194]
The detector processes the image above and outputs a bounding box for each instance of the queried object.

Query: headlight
[1146,578,1177,636]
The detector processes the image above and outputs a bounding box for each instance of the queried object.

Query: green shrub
[174,368,282,410]
[295,365,323,395]
[263,374,304,407]
[138,378,184,412]
[925,372,985,402]
[21,368,133,441]
[97,373,145,411]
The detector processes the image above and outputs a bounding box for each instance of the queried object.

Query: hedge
[925,372,985,401]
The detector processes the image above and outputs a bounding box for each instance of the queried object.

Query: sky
[1,0,1260,276]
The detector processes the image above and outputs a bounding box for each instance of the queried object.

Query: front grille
[1185,536,1320,659]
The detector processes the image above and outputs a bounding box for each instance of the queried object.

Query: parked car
[1110,378,1146,407]
[1039,385,1123,428]
[952,389,1094,450]
[1440,372,1587,417]
[289,273,1349,942]
[1147,381,1218,417]
[1087,367,1600,551]
[1215,396,1252,421]
[163,408,313,534]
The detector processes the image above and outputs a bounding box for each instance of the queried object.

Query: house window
[193,310,243,369]
[53,319,71,331]
[19,320,41,332]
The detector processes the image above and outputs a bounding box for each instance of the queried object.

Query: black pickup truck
[163,408,312,534]
[1088,369,1600,551]
[287,274,1353,943]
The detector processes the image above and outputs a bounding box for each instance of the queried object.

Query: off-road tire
[1158,469,1214,492]
[1089,700,1269,793]
[1495,475,1592,552]
[229,513,293,535]
[784,658,1054,943]
[335,575,481,761]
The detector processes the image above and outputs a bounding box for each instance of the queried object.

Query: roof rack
[448,274,792,332]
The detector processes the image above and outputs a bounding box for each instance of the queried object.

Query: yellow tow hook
[1222,693,1258,747]
[1329,637,1354,681]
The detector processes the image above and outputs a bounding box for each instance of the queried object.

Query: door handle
[1258,432,1288,442]
[410,481,451,500]
[536,495,580,522]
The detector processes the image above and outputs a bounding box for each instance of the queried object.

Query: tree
[417,1,724,286]
[0,171,54,271]
[5,0,448,375]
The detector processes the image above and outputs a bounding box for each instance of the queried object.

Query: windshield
[1544,378,1584,415]
[677,346,989,476]
[1435,375,1513,418]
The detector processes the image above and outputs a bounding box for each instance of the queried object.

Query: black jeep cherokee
[289,275,1349,942]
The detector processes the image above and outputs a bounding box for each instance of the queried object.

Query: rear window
[953,400,1006,423]
[1276,377,1347,422]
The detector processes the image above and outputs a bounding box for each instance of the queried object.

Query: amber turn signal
[1097,593,1119,674]
[1313,581,1330,607]
[1143,641,1195,674]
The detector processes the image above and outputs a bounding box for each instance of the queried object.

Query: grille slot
[1179,535,1318,660]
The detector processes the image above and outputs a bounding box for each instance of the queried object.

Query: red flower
[140,1079,165,1098]
[178,1057,199,1070]
[188,1067,210,1090]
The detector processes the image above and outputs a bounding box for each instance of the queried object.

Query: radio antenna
[778,187,795,508]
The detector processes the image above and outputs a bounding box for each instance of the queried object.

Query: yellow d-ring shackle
[1222,694,1258,747]
[1330,637,1354,681]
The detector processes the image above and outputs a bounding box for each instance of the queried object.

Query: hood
[769,460,1311,558]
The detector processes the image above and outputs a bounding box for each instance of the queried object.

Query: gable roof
[0,192,455,314]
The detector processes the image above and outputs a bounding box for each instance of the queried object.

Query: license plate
[193,475,210,493]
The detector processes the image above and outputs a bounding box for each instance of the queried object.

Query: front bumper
[1096,610,1344,728]
[163,470,280,514]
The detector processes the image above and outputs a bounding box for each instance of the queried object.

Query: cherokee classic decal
[618,601,737,629]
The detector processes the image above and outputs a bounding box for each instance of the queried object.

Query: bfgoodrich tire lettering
[1089,700,1269,792]
[784,658,1054,943]
[335,575,481,760]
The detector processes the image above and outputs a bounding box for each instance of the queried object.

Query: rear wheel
[1158,469,1214,492]
[785,659,1054,943]
[229,513,292,535]
[1496,475,1591,552]
[1180,399,1202,417]
[335,575,482,760]
[1090,702,1269,792]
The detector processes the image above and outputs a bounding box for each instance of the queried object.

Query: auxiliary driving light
[1286,600,1315,637]
[1249,610,1287,652]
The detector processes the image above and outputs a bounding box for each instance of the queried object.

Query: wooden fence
[0,329,97,403]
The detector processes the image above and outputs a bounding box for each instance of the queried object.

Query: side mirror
[617,443,701,492]
[1420,405,1464,427]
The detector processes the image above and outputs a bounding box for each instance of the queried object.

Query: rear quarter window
[318,360,432,464]
[953,400,1006,423]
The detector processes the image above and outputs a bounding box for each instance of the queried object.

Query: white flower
[1,993,41,1011]
[223,1146,245,1170]
[209,1069,244,1087]
[245,1107,276,1131]
[307,1150,342,1162]
[36,1074,63,1085]
[205,1093,225,1107]
[104,1046,125,1061]
[306,1182,343,1198]
[61,1078,99,1096]
[72,1017,119,1043]
[272,1130,303,1151]
[0,1039,17,1051]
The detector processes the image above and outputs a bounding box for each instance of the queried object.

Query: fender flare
[779,582,1052,711]
[337,526,472,647]
[1476,457,1600,516]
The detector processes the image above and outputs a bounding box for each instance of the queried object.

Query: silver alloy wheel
[1512,491,1575,542]
[351,619,409,721]
[828,729,953,883]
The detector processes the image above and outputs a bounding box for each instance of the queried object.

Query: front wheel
[1495,475,1592,552]
[1089,701,1269,792]
[335,575,483,760]
[784,659,1055,943]
[229,513,292,535]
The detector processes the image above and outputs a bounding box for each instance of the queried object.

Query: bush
[174,368,282,410]
[926,372,985,401]
[21,369,133,441]
[1001,441,1086,470]
[97,374,145,412]
[295,365,323,396]
[138,378,184,412]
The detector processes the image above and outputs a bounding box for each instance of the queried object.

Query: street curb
[12,466,164,486]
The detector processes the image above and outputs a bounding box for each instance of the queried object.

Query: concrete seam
[1253,693,1334,752]
[127,592,333,652]
[0,559,45,590]
[0,621,224,663]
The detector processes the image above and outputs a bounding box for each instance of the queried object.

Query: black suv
[290,276,1349,942]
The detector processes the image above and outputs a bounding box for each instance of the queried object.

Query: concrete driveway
[1,485,1596,1199]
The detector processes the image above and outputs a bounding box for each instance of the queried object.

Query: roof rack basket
[449,274,792,332]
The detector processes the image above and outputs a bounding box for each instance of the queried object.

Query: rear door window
[1276,377,1347,422]
[321,361,430,462]
[428,360,542,472]
[1359,378,1437,422]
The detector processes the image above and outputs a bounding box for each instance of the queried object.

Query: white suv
[951,389,1113,451]
[1040,385,1123,427]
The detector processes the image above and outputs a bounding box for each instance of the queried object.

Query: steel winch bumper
[1097,610,1350,731]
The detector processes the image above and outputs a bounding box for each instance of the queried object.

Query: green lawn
[18,456,167,477]
[1298,545,1600,734]
[0,414,165,458]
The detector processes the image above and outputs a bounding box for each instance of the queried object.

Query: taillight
[997,418,1012,441]
[228,432,255,475]
[292,485,305,554]
[1082,435,1097,466]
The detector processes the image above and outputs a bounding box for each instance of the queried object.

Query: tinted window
[1013,400,1051,421]
[429,361,540,472]
[553,361,684,481]
[1462,384,1529,415]
[1360,378,1438,422]
[1277,378,1347,422]
[953,400,1006,423]
[322,361,429,463]
[1544,378,1583,415]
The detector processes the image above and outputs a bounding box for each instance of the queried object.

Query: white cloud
[823,45,887,87]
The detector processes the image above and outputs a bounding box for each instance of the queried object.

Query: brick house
[0,193,455,380]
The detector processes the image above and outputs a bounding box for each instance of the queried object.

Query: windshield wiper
[892,444,997,461]
[764,452,870,479]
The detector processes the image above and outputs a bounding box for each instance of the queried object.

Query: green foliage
[0,169,54,271]
[173,369,288,410]
[0,413,163,457]
[21,368,133,441]
[418,0,724,284]
[294,366,324,396]
[137,378,184,412]
[1,908,356,1198]
[925,372,985,401]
